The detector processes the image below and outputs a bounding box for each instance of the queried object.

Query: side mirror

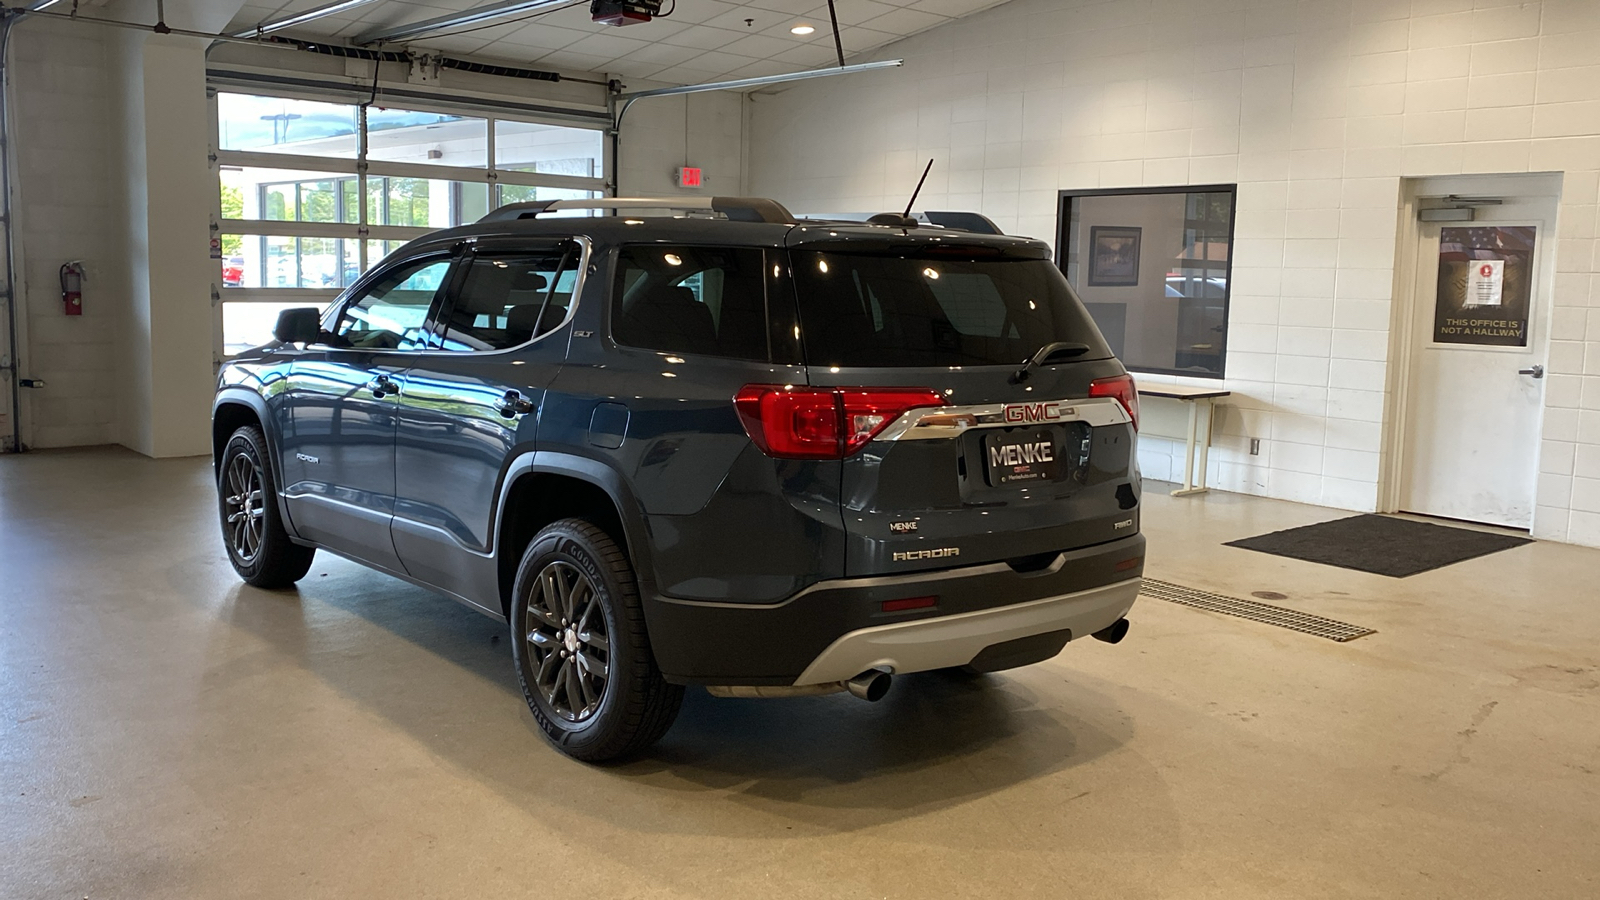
[273,307,322,344]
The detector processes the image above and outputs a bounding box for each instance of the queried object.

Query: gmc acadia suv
[212,197,1145,761]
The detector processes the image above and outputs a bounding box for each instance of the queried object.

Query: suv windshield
[790,251,1111,367]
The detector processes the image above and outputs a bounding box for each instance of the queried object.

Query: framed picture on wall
[1088,226,1142,286]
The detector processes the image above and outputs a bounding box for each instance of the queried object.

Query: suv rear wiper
[1009,341,1091,384]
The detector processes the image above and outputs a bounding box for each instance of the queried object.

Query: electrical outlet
[1249,438,1261,456]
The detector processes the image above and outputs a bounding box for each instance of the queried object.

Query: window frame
[210,85,610,361]
[429,238,590,356]
[1055,184,1238,380]
[318,249,464,351]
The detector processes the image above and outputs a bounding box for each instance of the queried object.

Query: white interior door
[1400,185,1557,529]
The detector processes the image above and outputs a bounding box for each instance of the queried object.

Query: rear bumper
[646,533,1145,685]
[794,577,1139,684]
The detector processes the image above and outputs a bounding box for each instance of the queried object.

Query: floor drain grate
[1140,578,1376,642]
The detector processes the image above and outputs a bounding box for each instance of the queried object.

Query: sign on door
[1433,225,1535,347]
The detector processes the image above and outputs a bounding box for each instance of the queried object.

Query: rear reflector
[1115,556,1144,572]
[735,384,946,460]
[1089,374,1140,430]
[881,595,938,613]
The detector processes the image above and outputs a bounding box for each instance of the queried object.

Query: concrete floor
[2,447,1597,899]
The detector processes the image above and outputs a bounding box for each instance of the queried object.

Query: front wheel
[218,425,315,588]
[509,518,682,762]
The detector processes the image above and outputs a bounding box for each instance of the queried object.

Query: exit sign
[677,166,703,188]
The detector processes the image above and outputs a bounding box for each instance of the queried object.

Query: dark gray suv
[213,197,1145,761]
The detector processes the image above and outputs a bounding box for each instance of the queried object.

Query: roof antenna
[903,158,933,219]
[868,159,933,228]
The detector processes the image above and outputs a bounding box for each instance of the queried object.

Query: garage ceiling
[224,0,1011,85]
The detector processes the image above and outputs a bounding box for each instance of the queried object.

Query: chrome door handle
[496,390,534,418]
[1518,365,1544,379]
[367,374,400,397]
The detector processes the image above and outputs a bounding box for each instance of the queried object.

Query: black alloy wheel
[218,425,315,588]
[510,518,682,761]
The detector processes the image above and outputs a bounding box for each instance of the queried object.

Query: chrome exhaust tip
[846,668,893,702]
[1092,618,1130,644]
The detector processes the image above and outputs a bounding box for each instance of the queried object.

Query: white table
[1137,385,1231,496]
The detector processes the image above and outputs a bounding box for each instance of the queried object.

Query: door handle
[1517,365,1544,379]
[367,374,400,397]
[496,390,534,418]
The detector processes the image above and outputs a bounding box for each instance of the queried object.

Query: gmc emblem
[1004,402,1066,423]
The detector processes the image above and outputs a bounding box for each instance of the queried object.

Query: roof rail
[797,210,1006,235]
[478,196,796,225]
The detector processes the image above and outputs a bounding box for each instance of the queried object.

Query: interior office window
[1058,186,1235,378]
[612,246,769,361]
[333,257,453,351]
[438,247,582,352]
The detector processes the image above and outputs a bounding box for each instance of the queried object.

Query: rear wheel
[510,518,682,762]
[218,425,315,588]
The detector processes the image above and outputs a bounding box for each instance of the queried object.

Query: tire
[509,518,683,762]
[218,425,315,589]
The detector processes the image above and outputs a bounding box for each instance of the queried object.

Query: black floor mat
[1224,514,1531,577]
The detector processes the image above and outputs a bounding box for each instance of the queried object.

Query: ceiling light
[791,24,815,35]
[663,253,682,266]
[233,0,379,37]
[356,0,569,45]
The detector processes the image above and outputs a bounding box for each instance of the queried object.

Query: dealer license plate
[983,429,1061,487]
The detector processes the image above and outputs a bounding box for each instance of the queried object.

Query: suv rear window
[790,251,1111,367]
[612,245,770,362]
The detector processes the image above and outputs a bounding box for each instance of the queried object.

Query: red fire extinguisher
[60,261,86,316]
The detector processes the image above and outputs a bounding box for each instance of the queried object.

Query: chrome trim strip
[876,396,1130,442]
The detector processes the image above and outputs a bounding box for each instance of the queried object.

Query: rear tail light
[1089,374,1139,430]
[735,384,946,459]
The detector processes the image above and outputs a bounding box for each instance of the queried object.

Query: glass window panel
[365,176,495,228]
[455,181,491,225]
[262,183,296,222]
[791,253,1108,368]
[366,240,410,273]
[298,237,340,288]
[439,247,581,352]
[1063,188,1234,378]
[220,167,357,222]
[335,256,454,350]
[298,181,338,223]
[264,236,297,288]
[220,236,364,290]
[384,177,431,227]
[223,301,329,357]
[217,92,358,158]
[495,185,602,217]
[341,179,360,224]
[494,120,603,178]
[367,107,488,167]
[613,245,770,362]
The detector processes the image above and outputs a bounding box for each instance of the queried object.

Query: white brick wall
[9,19,121,449]
[618,87,744,198]
[747,0,1600,547]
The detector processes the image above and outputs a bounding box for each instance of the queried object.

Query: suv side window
[612,245,769,361]
[332,256,453,350]
[436,245,581,352]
